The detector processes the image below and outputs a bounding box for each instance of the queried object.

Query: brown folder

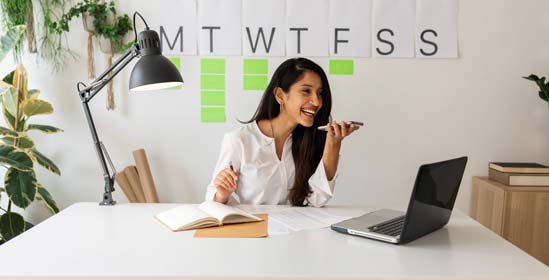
[132,149,159,203]
[124,166,146,203]
[115,171,138,203]
[194,214,268,238]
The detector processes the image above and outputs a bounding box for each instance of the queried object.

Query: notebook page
[199,201,260,223]
[156,205,211,230]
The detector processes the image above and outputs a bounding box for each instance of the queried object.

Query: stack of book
[488,162,549,186]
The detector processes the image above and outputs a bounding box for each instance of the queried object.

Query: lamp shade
[129,29,183,91]
[129,55,183,91]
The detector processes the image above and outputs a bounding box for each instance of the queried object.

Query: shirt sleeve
[204,132,242,205]
[306,157,339,208]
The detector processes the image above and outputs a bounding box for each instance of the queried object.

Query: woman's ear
[274,87,285,105]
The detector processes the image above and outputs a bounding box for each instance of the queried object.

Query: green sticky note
[243,59,268,74]
[329,60,354,75]
[169,57,181,70]
[201,91,225,106]
[168,57,182,90]
[201,107,226,123]
[201,59,225,74]
[201,74,225,90]
[243,75,268,91]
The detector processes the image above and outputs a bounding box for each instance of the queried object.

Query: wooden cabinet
[471,177,549,265]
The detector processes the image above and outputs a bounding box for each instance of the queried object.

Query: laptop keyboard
[368,216,405,237]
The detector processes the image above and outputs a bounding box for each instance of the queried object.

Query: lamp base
[100,192,116,206]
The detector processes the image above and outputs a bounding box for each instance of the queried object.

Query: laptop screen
[400,156,468,243]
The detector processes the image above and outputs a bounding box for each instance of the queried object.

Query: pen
[229,161,237,183]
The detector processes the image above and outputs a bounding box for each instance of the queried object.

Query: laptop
[331,156,468,244]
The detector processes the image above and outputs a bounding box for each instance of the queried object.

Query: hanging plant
[47,0,133,53]
[47,0,133,109]
[0,0,38,61]
[38,0,76,73]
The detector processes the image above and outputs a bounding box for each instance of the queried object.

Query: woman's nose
[310,94,321,105]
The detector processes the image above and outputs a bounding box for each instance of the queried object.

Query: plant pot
[82,12,95,33]
[98,37,115,54]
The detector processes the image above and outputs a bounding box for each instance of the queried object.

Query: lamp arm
[77,43,140,205]
[79,44,140,102]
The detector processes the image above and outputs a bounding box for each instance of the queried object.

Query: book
[194,214,268,238]
[155,201,263,231]
[489,168,549,186]
[488,162,549,174]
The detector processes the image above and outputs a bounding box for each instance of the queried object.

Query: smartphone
[317,121,364,131]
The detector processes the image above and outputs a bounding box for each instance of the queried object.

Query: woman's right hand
[213,168,239,203]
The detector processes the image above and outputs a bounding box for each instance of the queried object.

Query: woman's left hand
[326,121,360,142]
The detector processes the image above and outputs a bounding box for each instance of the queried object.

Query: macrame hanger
[106,0,116,110]
[83,0,97,79]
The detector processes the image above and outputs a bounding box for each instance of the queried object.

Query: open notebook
[156,201,262,231]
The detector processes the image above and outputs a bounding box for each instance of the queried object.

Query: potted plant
[523,74,549,107]
[0,27,62,245]
[0,0,38,59]
[47,0,133,109]
[47,0,133,54]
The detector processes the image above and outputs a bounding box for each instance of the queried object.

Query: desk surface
[0,203,547,279]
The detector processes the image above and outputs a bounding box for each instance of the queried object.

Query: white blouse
[204,121,337,207]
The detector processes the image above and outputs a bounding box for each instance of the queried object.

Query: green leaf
[37,185,59,214]
[21,99,54,117]
[2,136,35,149]
[27,89,40,99]
[0,80,11,92]
[28,149,60,175]
[1,106,26,132]
[0,145,33,171]
[2,70,15,84]
[0,25,26,63]
[0,126,18,137]
[3,106,16,130]
[0,212,25,241]
[24,221,33,231]
[5,168,37,209]
[2,86,18,117]
[27,124,63,134]
[523,74,540,81]
[539,91,549,102]
[18,136,35,149]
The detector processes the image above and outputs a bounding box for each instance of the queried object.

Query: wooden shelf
[471,177,549,265]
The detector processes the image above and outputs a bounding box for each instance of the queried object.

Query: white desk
[0,203,547,279]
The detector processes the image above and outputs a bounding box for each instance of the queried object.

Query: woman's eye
[302,89,310,94]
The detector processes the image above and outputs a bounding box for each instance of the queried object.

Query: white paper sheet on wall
[373,0,415,58]
[197,0,242,56]
[416,0,458,58]
[242,0,286,56]
[329,0,372,57]
[135,0,197,55]
[286,0,330,57]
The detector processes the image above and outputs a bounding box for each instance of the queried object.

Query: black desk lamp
[77,12,183,206]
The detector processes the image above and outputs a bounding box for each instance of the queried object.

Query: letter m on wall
[160,26,184,53]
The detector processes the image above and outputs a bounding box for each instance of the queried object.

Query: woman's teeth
[301,109,315,117]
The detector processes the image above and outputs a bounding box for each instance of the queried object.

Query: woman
[205,58,359,207]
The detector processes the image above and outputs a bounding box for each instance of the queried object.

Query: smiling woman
[204,57,360,207]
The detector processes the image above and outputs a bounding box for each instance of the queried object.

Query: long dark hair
[245,58,332,206]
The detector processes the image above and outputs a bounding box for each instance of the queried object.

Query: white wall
[1,0,549,225]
